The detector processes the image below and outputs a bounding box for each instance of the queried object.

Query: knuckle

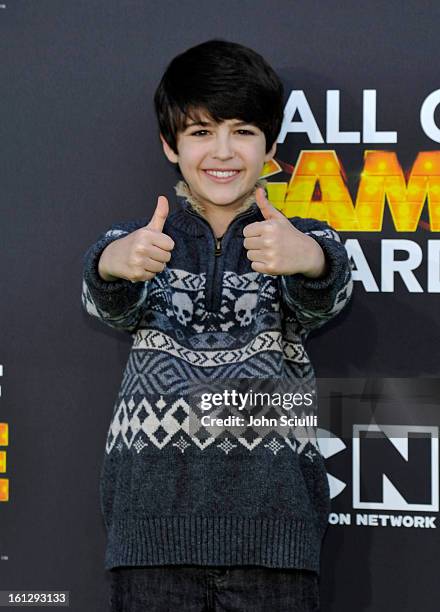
[127,255,138,269]
[130,271,142,282]
[133,242,148,257]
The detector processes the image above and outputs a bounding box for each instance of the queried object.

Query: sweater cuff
[83,233,147,313]
[281,233,344,309]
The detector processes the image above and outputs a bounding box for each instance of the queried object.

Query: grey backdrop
[1,1,440,611]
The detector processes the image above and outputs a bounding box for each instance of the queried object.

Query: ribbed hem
[104,516,321,573]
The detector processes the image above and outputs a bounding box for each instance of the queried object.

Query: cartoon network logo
[319,424,439,513]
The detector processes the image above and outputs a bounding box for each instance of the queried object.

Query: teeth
[205,170,239,178]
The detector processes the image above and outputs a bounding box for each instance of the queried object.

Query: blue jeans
[108,565,320,611]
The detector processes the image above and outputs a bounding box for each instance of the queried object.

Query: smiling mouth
[202,169,241,181]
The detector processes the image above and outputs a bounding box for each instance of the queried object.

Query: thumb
[147,195,169,232]
[255,186,285,221]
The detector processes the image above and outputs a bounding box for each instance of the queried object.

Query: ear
[264,140,277,162]
[160,134,179,164]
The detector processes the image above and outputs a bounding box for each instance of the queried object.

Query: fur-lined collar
[174,178,268,217]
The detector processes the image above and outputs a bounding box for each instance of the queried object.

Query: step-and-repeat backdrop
[1,2,439,611]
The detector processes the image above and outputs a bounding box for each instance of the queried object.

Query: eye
[189,128,255,136]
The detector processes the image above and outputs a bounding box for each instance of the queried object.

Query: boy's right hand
[98,196,175,282]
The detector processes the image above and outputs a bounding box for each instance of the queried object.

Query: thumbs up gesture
[98,195,175,283]
[242,187,326,278]
[145,195,169,233]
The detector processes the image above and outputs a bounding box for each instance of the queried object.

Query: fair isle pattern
[166,268,267,293]
[132,329,308,366]
[118,346,313,398]
[82,194,354,572]
[105,394,320,458]
[220,270,262,291]
[155,268,280,334]
[131,308,305,352]
[166,268,206,291]
[82,214,353,455]
[82,265,282,336]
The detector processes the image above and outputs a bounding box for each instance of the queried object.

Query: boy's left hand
[242,187,327,278]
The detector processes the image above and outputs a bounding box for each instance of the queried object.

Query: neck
[201,206,239,239]
[174,179,266,237]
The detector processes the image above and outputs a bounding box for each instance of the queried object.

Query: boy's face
[160,111,276,213]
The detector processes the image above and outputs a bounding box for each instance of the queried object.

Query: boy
[82,39,352,611]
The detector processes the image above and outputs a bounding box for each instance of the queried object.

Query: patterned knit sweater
[81,183,353,573]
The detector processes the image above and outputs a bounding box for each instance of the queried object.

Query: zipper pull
[215,235,223,256]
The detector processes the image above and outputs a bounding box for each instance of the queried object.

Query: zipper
[185,205,256,312]
[215,236,223,256]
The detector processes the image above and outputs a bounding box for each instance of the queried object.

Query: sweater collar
[172,179,266,236]
[174,178,267,216]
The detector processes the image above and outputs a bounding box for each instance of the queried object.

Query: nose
[211,133,235,160]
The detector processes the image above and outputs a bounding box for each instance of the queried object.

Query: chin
[208,194,244,207]
[203,186,251,205]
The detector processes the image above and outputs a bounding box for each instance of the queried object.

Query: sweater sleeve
[81,217,150,333]
[279,217,353,331]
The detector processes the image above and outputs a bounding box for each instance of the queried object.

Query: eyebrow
[184,120,253,129]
